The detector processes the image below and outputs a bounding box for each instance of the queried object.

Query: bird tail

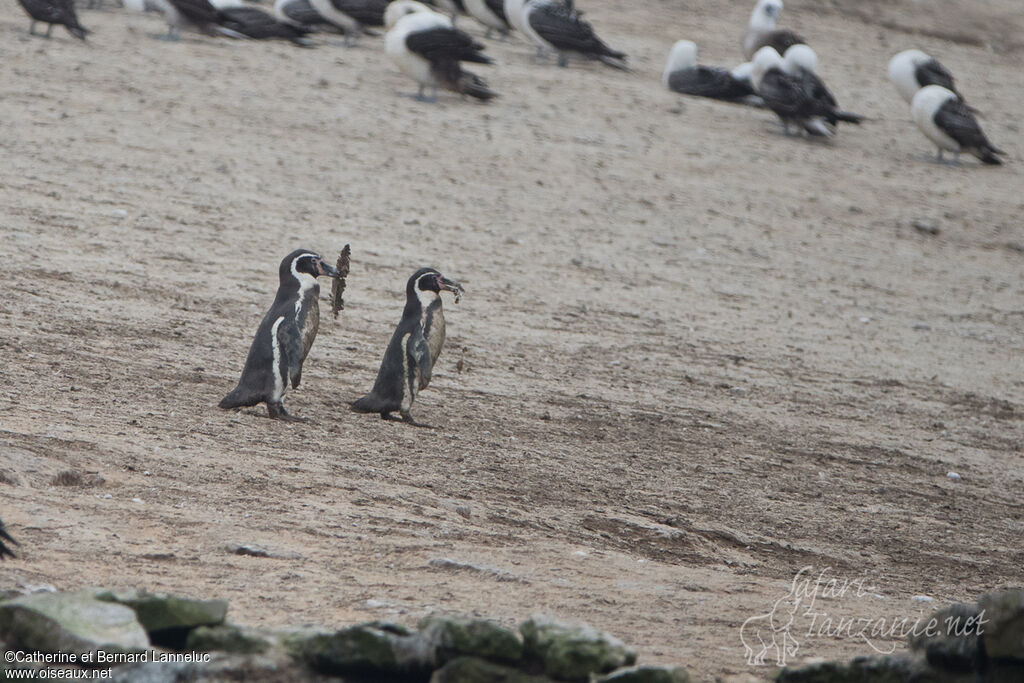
[803,117,835,137]
[974,144,1004,165]
[598,54,630,71]
[833,110,864,124]
[456,71,497,101]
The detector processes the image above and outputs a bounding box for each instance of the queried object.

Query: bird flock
[14,0,1005,162]
[1,0,1009,556]
[662,0,1005,165]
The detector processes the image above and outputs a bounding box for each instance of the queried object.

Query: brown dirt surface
[1,0,1022,680]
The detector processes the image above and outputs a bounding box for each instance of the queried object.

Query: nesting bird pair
[219,250,463,425]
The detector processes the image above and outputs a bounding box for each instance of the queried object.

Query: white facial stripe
[291,253,320,317]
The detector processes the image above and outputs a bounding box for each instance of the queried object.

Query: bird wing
[668,66,753,100]
[757,69,806,118]
[762,29,806,55]
[169,0,220,24]
[328,0,388,25]
[527,2,620,58]
[934,98,994,151]
[277,319,305,390]
[915,59,957,93]
[405,27,492,65]
[280,0,327,26]
[797,68,837,108]
[407,326,433,391]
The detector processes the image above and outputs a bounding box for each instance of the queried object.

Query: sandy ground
[1,0,1022,680]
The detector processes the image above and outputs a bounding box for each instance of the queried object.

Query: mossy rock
[520,616,636,681]
[185,623,273,655]
[430,656,555,683]
[420,616,523,664]
[596,665,693,683]
[0,591,149,657]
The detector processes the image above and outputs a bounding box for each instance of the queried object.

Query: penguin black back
[352,267,463,425]
[219,249,338,421]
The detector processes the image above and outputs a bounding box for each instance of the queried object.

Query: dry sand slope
[0,0,1022,679]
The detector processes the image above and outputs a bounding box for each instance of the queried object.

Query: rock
[430,656,555,683]
[909,602,983,671]
[109,652,309,683]
[0,590,149,657]
[94,589,227,645]
[228,544,303,560]
[776,654,937,682]
[519,615,636,681]
[291,621,434,676]
[185,623,273,655]
[596,665,692,683]
[419,616,523,664]
[979,589,1024,660]
[912,219,940,236]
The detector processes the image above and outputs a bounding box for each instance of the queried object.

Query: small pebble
[132,498,143,504]
[947,471,961,480]
[110,209,128,219]
[911,595,934,603]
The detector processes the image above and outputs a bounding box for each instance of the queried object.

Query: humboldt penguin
[219,250,339,421]
[17,0,88,40]
[0,516,17,560]
[351,268,464,426]
[911,85,1003,165]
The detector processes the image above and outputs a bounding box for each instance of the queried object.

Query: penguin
[0,516,17,560]
[219,250,339,422]
[352,268,464,426]
[17,0,88,40]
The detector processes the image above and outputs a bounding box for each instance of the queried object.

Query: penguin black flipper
[278,319,305,390]
[410,326,432,391]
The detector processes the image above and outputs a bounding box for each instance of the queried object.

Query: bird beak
[318,261,340,278]
[438,276,465,303]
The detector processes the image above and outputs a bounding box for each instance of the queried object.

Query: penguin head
[280,250,339,286]
[407,268,464,307]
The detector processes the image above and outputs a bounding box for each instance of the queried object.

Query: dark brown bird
[18,0,89,40]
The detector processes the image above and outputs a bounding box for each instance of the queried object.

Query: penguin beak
[318,261,340,278]
[438,276,465,303]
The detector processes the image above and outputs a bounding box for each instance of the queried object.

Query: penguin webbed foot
[268,402,307,423]
[401,410,437,429]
